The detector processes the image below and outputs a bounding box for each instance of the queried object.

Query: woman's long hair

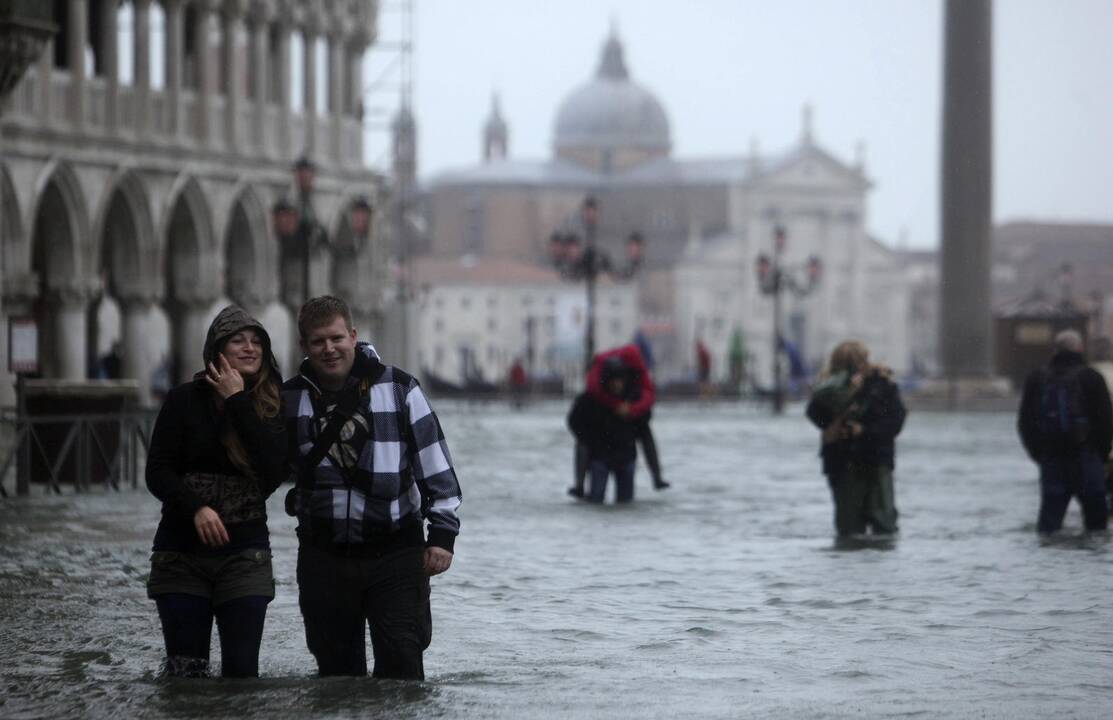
[824,340,870,379]
[219,349,281,481]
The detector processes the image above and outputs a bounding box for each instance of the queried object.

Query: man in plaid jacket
[283,296,462,679]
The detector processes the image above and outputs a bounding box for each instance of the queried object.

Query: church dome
[552,33,671,171]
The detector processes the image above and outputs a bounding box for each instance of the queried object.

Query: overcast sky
[361,0,1113,251]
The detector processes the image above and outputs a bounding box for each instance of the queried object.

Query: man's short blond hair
[298,295,353,340]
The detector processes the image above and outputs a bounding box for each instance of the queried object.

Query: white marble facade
[425,32,914,386]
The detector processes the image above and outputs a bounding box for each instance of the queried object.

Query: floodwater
[1,401,1111,719]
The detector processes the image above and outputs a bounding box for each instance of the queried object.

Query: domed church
[419,31,911,388]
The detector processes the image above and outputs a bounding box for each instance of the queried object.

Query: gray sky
[362,0,1113,250]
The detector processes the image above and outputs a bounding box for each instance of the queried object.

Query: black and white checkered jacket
[283,343,462,552]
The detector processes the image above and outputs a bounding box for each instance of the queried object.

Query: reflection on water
[1,402,1110,719]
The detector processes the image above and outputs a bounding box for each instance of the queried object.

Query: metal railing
[0,410,157,497]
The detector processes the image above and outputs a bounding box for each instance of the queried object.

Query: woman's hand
[842,420,864,439]
[822,422,844,445]
[204,353,244,400]
[193,506,230,547]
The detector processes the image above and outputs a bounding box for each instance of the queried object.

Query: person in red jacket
[568,344,669,497]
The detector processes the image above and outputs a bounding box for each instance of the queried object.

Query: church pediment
[756,146,869,191]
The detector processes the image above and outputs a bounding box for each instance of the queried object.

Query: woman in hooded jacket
[806,340,906,537]
[145,306,286,677]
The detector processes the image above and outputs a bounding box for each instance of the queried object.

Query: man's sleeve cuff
[426,527,456,554]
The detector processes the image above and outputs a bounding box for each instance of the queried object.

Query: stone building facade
[422,32,912,386]
[0,0,387,406]
[412,255,638,387]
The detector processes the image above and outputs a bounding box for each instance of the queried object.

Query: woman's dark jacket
[1017,350,1113,462]
[568,392,639,467]
[806,369,906,474]
[145,306,286,553]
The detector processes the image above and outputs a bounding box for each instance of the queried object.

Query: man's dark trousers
[1038,449,1109,532]
[297,542,431,679]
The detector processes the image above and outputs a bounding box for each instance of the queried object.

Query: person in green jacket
[806,341,907,536]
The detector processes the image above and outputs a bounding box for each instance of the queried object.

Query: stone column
[347,45,361,116]
[302,25,318,154]
[68,0,88,130]
[50,287,90,380]
[102,0,120,135]
[174,299,214,386]
[939,0,993,381]
[120,294,157,406]
[194,1,214,144]
[328,31,344,163]
[37,38,52,127]
[247,6,271,156]
[164,0,184,139]
[134,0,152,139]
[275,20,291,158]
[221,1,245,152]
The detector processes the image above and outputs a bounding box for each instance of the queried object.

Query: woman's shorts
[147,549,275,606]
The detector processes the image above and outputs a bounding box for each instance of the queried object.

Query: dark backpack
[1038,367,1090,453]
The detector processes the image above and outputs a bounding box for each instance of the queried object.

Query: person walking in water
[145,306,286,677]
[806,341,906,536]
[1017,329,1112,533]
[568,356,641,503]
[284,296,462,679]
[568,345,668,497]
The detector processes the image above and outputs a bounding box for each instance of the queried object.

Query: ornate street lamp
[0,2,56,106]
[272,157,328,307]
[549,195,644,370]
[755,225,822,414]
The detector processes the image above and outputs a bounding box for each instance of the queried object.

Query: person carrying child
[806,340,906,536]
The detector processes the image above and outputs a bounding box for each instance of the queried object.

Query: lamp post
[273,157,329,309]
[755,225,822,414]
[548,195,644,371]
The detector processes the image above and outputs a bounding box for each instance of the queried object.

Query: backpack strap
[295,386,363,490]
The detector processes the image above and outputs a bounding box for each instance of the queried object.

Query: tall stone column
[302,25,318,154]
[50,287,90,380]
[120,294,157,406]
[275,20,292,159]
[247,6,271,156]
[134,0,152,139]
[221,2,245,152]
[939,0,993,381]
[165,0,184,139]
[37,38,53,127]
[102,0,120,135]
[194,1,214,145]
[328,31,344,162]
[68,0,88,130]
[173,299,214,386]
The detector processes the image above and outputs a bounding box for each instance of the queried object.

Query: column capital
[247,0,276,27]
[324,8,349,40]
[117,291,162,313]
[222,0,248,20]
[301,0,326,37]
[195,0,221,16]
[46,281,97,310]
[169,279,222,310]
[1,272,40,309]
